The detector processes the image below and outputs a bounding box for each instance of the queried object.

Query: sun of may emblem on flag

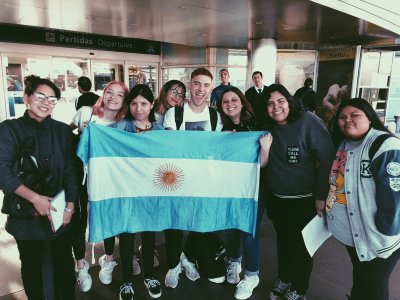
[153,163,185,192]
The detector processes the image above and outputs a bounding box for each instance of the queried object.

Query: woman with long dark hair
[114,84,164,300]
[327,98,400,300]
[264,84,336,300]
[153,80,186,124]
[217,86,271,300]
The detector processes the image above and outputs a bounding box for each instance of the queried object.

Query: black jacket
[245,86,268,127]
[0,111,79,239]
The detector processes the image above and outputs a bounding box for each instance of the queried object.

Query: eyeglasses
[170,88,185,100]
[33,92,59,105]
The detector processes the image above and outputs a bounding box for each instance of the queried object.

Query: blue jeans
[226,186,266,276]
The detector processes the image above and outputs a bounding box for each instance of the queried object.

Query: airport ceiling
[0,0,399,49]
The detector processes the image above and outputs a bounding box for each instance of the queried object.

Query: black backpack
[174,106,218,131]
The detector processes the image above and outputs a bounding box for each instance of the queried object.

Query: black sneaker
[283,289,306,300]
[144,278,162,298]
[270,279,291,300]
[119,282,134,300]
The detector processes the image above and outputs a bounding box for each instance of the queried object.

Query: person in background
[210,68,231,108]
[114,84,164,300]
[75,76,100,111]
[153,80,186,124]
[327,98,400,300]
[245,71,268,127]
[294,78,317,112]
[264,84,336,300]
[70,81,128,292]
[217,86,271,300]
[0,75,79,299]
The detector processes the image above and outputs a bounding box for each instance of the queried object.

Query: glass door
[92,61,125,94]
[126,63,158,95]
[50,58,90,124]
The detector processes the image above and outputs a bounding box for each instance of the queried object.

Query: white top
[163,103,222,131]
[72,106,115,132]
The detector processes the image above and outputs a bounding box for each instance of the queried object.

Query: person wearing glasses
[70,81,129,292]
[0,75,79,299]
[153,80,186,124]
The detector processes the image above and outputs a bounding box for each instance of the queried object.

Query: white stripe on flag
[88,157,259,201]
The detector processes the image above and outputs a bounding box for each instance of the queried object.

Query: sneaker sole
[208,276,225,284]
[185,274,200,281]
[234,291,252,300]
[79,280,92,292]
[99,272,112,285]
[148,291,162,298]
[164,281,178,289]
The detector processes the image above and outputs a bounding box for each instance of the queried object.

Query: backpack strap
[174,106,184,130]
[369,134,392,160]
[208,107,217,131]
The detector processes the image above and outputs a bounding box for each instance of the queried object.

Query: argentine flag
[77,123,265,242]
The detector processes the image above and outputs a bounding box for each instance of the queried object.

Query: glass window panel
[128,65,157,94]
[276,51,316,95]
[3,56,51,119]
[93,61,124,93]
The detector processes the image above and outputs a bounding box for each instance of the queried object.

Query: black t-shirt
[76,92,100,110]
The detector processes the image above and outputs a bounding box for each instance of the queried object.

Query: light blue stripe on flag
[77,123,266,242]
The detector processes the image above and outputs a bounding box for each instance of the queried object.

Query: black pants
[164,230,206,269]
[347,246,400,300]
[119,232,156,282]
[16,233,76,300]
[267,193,316,295]
[72,183,88,260]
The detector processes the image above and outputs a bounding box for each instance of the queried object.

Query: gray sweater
[265,111,336,200]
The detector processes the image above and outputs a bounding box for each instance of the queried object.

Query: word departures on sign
[0,23,160,55]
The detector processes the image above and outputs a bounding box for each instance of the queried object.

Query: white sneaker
[180,253,200,281]
[234,275,260,300]
[77,259,92,292]
[133,255,141,275]
[227,261,242,284]
[164,262,182,288]
[99,255,117,285]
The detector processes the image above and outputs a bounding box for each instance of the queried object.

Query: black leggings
[119,232,156,282]
[71,183,88,260]
[267,193,316,295]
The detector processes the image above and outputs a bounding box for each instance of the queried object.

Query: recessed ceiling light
[255,21,263,25]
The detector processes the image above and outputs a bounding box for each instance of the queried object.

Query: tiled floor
[1,209,399,300]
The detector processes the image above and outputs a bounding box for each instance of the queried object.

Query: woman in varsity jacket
[328,98,400,300]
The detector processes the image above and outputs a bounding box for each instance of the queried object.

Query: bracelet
[64,207,74,214]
